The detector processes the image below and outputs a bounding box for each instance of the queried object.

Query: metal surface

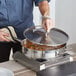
[13,43,76,73]
[37,61,76,76]
[24,46,66,59]
[22,26,69,51]
[13,51,71,72]
[24,26,69,46]
[13,26,71,72]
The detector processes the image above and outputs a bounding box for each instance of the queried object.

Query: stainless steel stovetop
[13,49,74,72]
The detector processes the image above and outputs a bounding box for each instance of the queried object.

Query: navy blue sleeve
[34,0,51,6]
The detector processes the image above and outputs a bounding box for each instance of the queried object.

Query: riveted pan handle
[13,37,27,46]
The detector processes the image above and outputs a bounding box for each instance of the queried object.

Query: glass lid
[23,26,69,46]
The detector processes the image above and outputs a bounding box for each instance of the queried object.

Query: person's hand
[42,17,54,32]
[0,29,10,42]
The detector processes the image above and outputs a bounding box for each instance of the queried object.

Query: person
[0,0,53,62]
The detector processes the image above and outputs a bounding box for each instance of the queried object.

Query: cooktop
[37,61,76,76]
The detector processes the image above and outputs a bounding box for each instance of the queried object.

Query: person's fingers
[46,19,51,32]
[0,30,10,36]
[42,21,45,30]
[0,31,10,42]
[0,36,10,42]
[42,19,52,32]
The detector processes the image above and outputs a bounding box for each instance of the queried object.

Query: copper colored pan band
[23,40,66,51]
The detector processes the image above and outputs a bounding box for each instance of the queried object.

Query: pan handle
[13,37,22,43]
[13,37,26,46]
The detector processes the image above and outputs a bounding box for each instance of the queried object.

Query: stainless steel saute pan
[15,26,69,51]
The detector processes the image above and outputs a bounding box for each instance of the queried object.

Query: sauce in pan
[23,40,66,51]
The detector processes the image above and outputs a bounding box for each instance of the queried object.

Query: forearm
[38,1,53,31]
[38,0,50,16]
